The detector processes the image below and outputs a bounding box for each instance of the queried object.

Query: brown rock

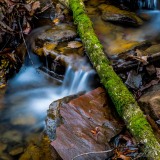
[47,87,124,160]
[139,84,160,120]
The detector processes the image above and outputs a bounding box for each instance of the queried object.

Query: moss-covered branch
[60,0,160,159]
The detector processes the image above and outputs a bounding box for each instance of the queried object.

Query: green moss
[68,0,160,159]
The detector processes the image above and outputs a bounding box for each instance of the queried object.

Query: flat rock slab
[49,87,124,160]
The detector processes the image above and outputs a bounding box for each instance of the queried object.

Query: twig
[72,149,113,160]
[17,16,34,65]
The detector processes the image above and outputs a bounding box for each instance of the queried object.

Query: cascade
[125,0,158,9]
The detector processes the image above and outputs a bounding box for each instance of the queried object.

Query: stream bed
[0,0,160,159]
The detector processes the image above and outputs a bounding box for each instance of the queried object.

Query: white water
[126,0,158,9]
[2,62,95,130]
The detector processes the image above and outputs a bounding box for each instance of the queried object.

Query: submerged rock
[46,87,124,160]
[9,146,24,156]
[92,17,143,56]
[145,44,160,55]
[98,4,143,26]
[0,153,12,160]
[2,130,22,143]
[11,115,37,126]
[0,142,7,153]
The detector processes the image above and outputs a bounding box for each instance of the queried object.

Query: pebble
[9,146,24,156]
[0,153,12,160]
[11,115,37,126]
[0,142,7,153]
[2,130,22,143]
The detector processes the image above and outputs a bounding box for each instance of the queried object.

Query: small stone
[2,130,22,143]
[0,142,7,153]
[145,44,160,55]
[9,147,24,156]
[146,65,156,76]
[0,153,12,160]
[11,115,37,126]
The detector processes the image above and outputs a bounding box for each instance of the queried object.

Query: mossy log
[59,0,160,159]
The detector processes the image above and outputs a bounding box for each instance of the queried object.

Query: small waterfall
[126,0,158,9]
[138,0,158,9]
[61,66,95,95]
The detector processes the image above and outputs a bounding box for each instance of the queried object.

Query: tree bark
[59,0,160,159]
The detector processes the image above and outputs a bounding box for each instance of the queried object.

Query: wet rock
[98,4,143,26]
[35,40,88,72]
[92,17,142,56]
[0,142,7,153]
[145,44,160,55]
[139,83,160,121]
[46,87,124,160]
[9,146,24,156]
[2,130,22,143]
[86,7,98,15]
[11,115,37,126]
[35,23,77,47]
[85,0,106,7]
[19,134,60,160]
[0,153,12,160]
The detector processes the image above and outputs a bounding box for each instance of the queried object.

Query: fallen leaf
[23,22,31,34]
[30,1,40,15]
[67,41,83,49]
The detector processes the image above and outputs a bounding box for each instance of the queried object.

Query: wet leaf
[30,1,40,15]
[125,70,142,89]
[119,154,131,160]
[67,41,83,49]
[23,22,31,34]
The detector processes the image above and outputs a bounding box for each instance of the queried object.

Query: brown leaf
[23,22,31,34]
[119,154,131,160]
[30,1,40,15]
[67,41,83,49]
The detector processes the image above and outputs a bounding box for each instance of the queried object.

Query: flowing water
[0,0,159,159]
[0,54,96,158]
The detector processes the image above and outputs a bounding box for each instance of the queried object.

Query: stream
[0,54,95,159]
[0,0,160,159]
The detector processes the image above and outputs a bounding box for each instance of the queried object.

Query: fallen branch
[60,0,160,159]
